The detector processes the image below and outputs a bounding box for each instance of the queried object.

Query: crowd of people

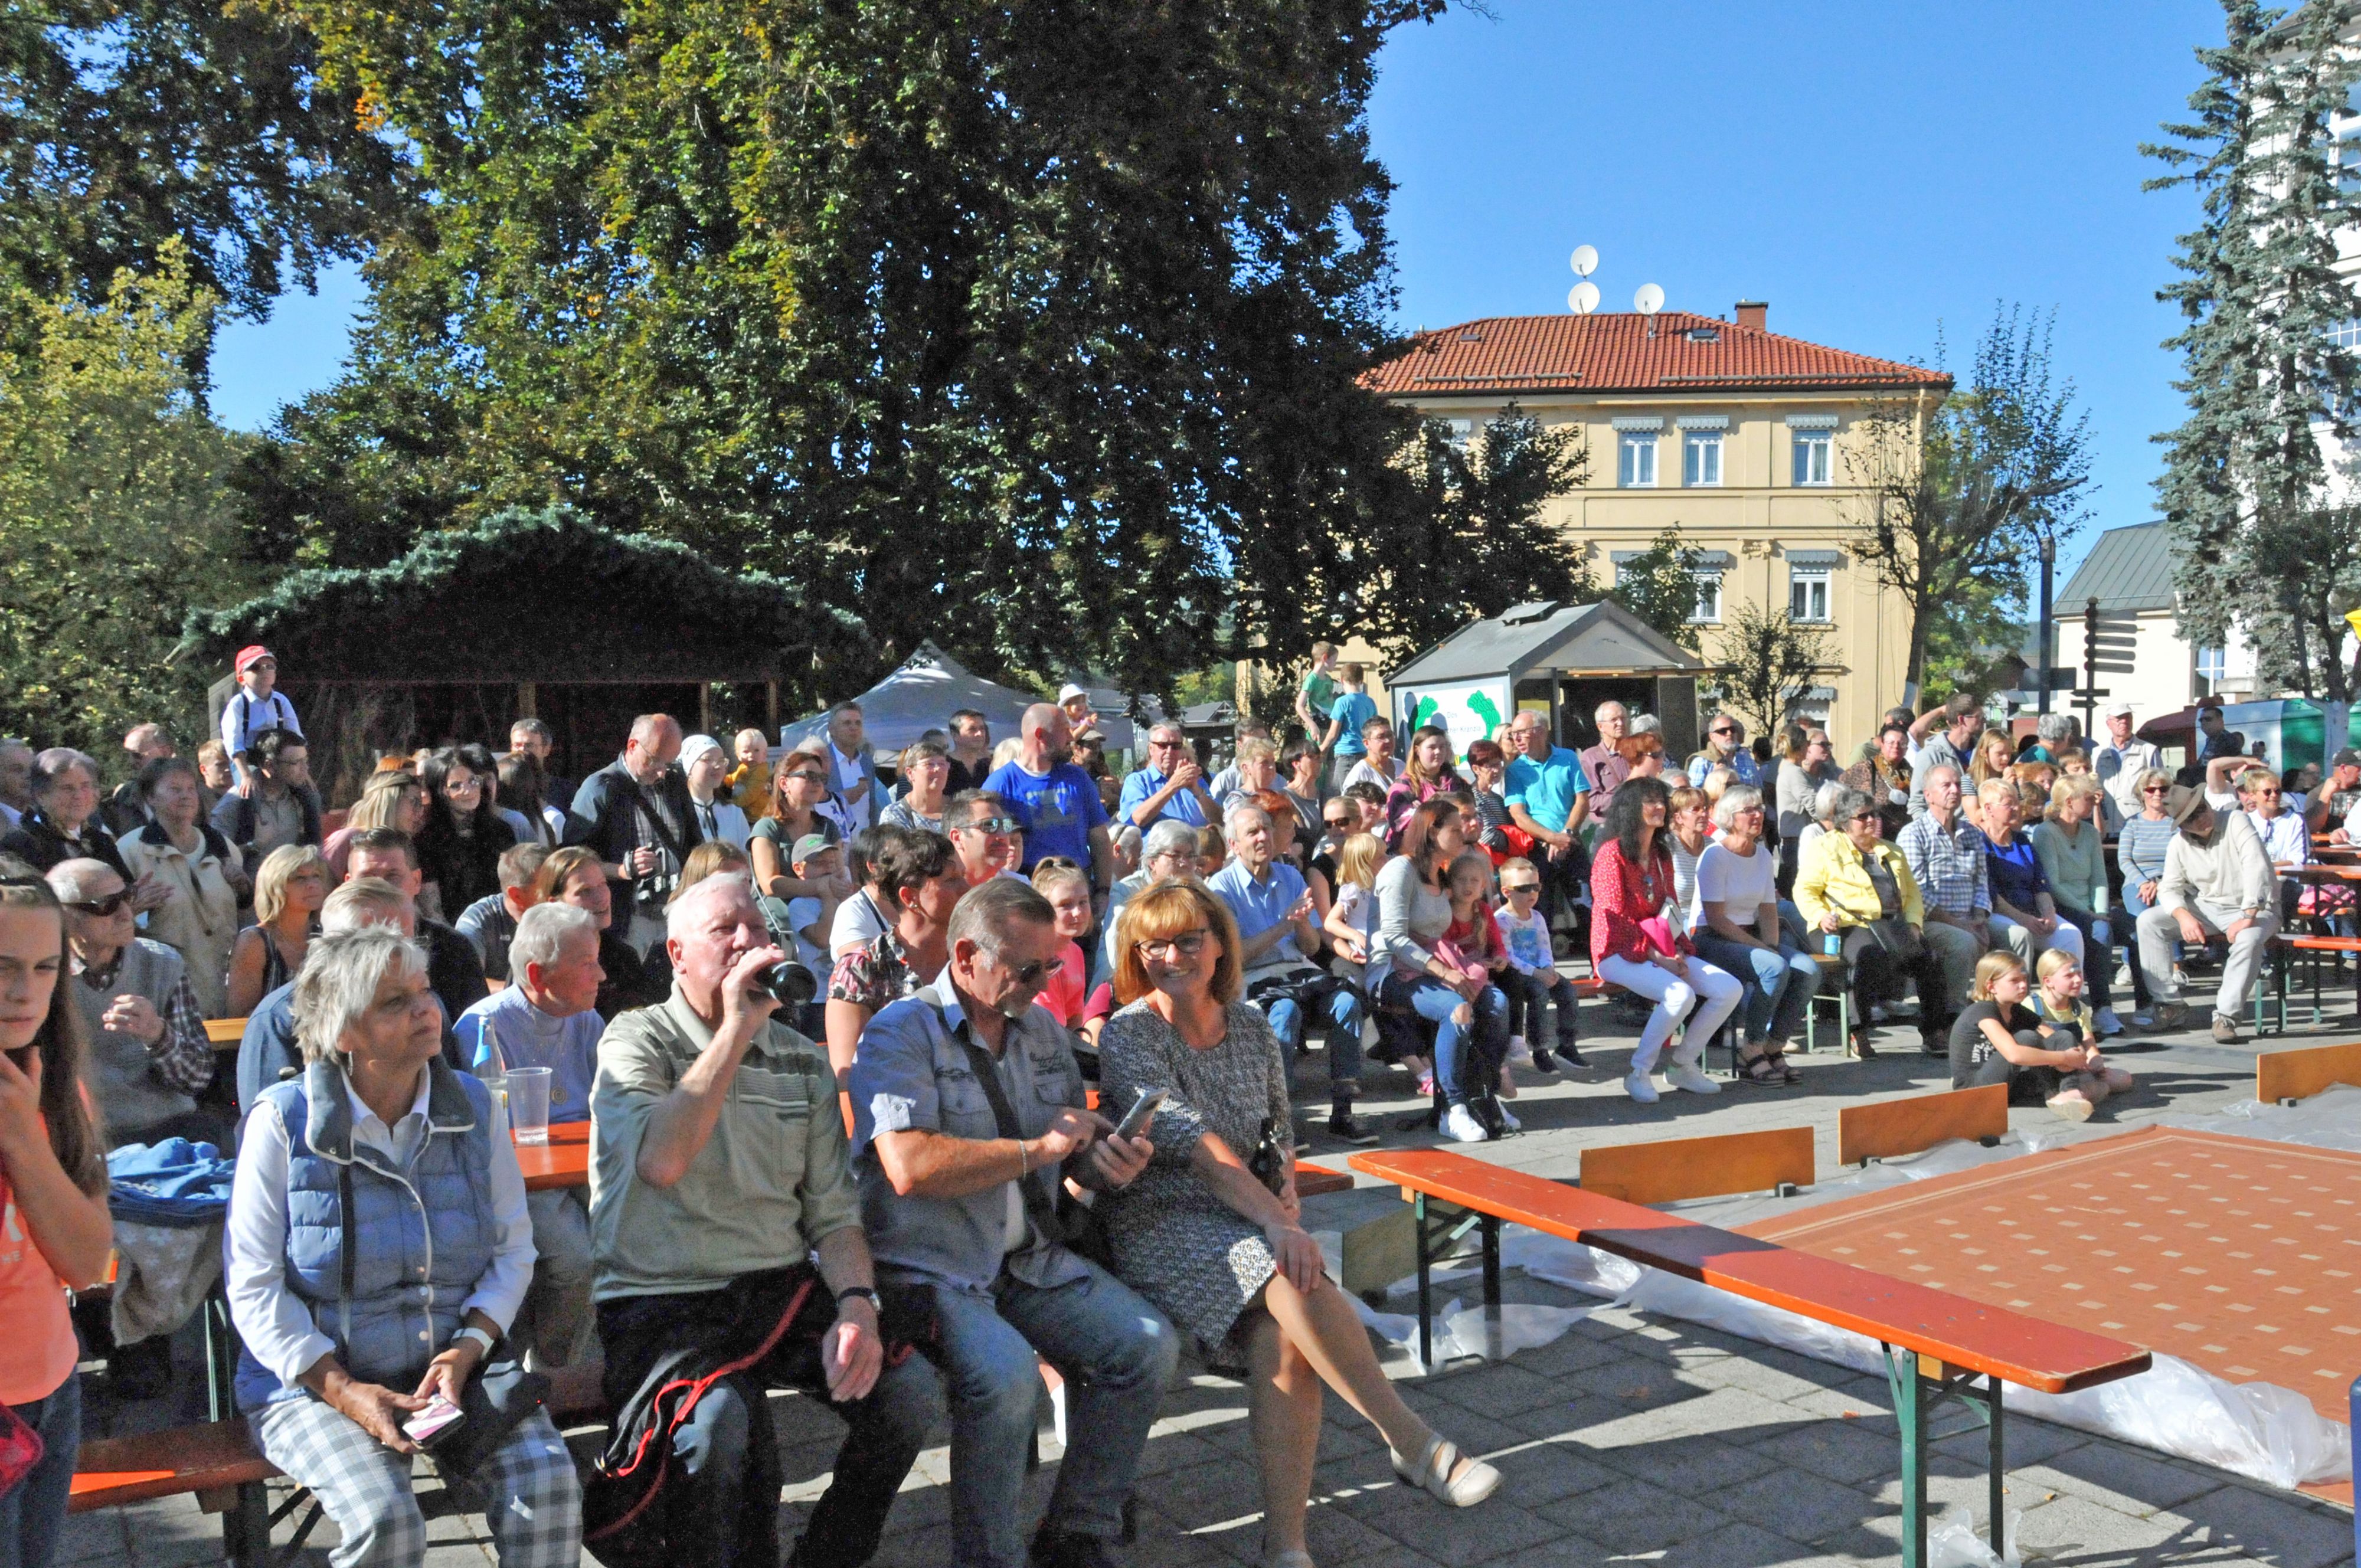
[0,631,2332,1568]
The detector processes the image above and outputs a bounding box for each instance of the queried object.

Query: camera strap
[953,1032,1066,1247]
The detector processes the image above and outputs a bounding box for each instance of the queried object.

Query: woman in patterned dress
[1097,881,1499,1568]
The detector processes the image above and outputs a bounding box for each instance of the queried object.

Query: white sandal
[1391,1433,1501,1508]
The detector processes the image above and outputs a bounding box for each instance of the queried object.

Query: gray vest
[73,938,195,1140]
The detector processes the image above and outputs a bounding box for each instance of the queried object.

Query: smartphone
[402,1395,463,1445]
[1114,1087,1165,1141]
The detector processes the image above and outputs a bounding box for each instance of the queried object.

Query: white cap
[1058,683,1090,705]
[679,733,725,770]
[2104,702,2134,719]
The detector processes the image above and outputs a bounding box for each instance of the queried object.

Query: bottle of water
[480,1013,509,1113]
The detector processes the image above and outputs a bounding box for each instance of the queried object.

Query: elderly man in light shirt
[2135,784,2277,1043]
[2092,703,2165,833]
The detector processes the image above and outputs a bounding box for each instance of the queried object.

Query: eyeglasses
[783,770,828,785]
[2141,785,2168,795]
[1501,882,1540,895]
[957,816,1022,836]
[1136,929,1213,960]
[444,776,482,794]
[1149,739,1185,750]
[67,892,131,917]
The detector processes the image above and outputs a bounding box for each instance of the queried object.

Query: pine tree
[2150,0,2361,700]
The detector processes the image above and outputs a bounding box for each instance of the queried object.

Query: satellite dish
[1567,280,1600,315]
[1634,283,1665,317]
[1570,245,1598,278]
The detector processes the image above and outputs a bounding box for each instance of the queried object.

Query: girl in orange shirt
[0,866,112,1568]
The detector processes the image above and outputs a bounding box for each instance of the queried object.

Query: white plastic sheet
[1350,1293,1599,1377]
[1930,1505,2022,1568]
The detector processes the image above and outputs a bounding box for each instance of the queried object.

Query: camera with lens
[750,960,819,1008]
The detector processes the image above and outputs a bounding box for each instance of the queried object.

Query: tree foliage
[1603,528,1705,653]
[0,0,403,350]
[2147,0,2361,700]
[1711,600,1834,739]
[0,244,255,753]
[240,0,1454,700]
[1361,403,1590,660]
[1846,306,2092,693]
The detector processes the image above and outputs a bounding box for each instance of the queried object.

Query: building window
[1689,571,1723,624]
[1792,428,1833,486]
[1682,430,1723,487]
[1618,430,1658,487]
[2195,646,2226,698]
[1790,568,1831,623]
[1444,417,1474,451]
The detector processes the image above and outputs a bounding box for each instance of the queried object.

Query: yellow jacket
[1794,830,1924,929]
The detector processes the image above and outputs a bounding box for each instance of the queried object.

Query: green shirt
[588,987,860,1300]
[2029,818,2107,919]
[1299,668,1337,724]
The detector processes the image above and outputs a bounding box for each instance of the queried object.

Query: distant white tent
[780,643,1037,760]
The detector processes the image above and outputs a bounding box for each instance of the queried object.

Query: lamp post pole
[2036,531,2056,718]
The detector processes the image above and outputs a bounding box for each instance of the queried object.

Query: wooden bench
[70,1422,277,1566]
[1838,1083,2006,1168]
[1578,1127,1811,1206]
[1347,1146,2150,1568]
[2275,934,2361,1024]
[2255,1038,2361,1105]
[205,1017,244,1047]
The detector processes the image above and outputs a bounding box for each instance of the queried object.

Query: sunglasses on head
[67,891,131,917]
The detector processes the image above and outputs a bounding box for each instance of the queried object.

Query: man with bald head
[983,702,1115,909]
[50,856,220,1147]
[566,712,704,952]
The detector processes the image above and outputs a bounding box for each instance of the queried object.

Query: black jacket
[564,758,703,911]
[0,810,130,878]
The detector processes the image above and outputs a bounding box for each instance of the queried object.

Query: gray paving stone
[1712,1465,1893,1553]
[1480,1436,1620,1504]
[1660,1520,1835,1568]
[1420,1362,1573,1420]
[2016,1441,2234,1517]
[1361,1497,1562,1566]
[2164,1482,2359,1568]
[1750,1416,1911,1487]
[2007,1491,2222,1564]
[1585,1430,1780,1494]
[1539,1477,1732,1554]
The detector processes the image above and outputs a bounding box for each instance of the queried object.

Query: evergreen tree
[2150,0,2361,700]
[1603,528,1705,652]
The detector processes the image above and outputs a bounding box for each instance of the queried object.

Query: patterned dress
[1097,999,1291,1370]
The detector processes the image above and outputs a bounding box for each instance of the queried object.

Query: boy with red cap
[219,644,304,760]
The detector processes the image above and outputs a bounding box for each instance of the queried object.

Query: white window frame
[1790,568,1832,623]
[1618,430,1659,487]
[1689,570,1724,625]
[1792,430,1833,486]
[1682,430,1723,487]
[2195,646,2227,699]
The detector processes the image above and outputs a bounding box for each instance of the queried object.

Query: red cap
[234,644,276,675]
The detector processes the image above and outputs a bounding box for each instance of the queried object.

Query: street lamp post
[2037,530,2056,718]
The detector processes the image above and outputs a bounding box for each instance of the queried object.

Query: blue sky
[206,1,2225,578]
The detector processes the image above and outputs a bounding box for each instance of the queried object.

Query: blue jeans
[1,1372,79,1568]
[868,1261,1178,1567]
[1250,970,1366,1089]
[1380,972,1508,1108]
[1690,932,1817,1048]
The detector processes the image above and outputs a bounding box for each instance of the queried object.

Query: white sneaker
[1624,1072,1660,1104]
[1496,1102,1522,1131]
[2095,1007,2125,1037]
[1665,1062,1722,1095]
[1441,1104,1490,1143]
[1507,1033,1532,1065]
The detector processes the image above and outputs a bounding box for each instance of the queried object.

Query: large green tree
[2148,0,2361,701]
[243,0,1453,698]
[1846,307,2092,695]
[0,245,255,753]
[0,0,402,349]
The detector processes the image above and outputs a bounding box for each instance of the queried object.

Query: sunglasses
[2141,785,2168,795]
[958,816,1022,836]
[783,770,829,785]
[999,954,1066,986]
[67,892,132,917]
[1502,882,1541,895]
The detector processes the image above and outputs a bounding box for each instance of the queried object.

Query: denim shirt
[850,969,1090,1294]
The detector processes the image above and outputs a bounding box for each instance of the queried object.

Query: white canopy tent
[780,643,1036,761]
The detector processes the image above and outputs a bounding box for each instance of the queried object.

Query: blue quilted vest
[233,1058,498,1411]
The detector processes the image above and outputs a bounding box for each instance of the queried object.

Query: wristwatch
[836,1286,882,1311]
[454,1325,497,1357]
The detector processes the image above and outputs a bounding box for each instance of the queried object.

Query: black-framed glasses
[67,892,131,917]
[1137,929,1213,960]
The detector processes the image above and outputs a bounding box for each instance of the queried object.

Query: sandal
[1773,1052,1802,1085]
[1737,1050,1784,1085]
[1848,1030,1878,1060]
[1391,1433,1501,1508]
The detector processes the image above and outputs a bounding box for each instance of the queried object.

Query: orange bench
[1837,1083,2007,1168]
[2255,1038,2361,1105]
[1578,1127,1811,1206]
[70,1421,277,1565]
[1348,1146,2149,1568]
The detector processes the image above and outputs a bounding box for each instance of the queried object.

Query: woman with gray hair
[224,925,581,1567]
[0,749,156,909]
[1691,786,1818,1082]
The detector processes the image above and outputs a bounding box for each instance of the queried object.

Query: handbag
[1862,918,1926,964]
[1636,915,1679,957]
[1247,1117,1289,1198]
[0,1399,43,1500]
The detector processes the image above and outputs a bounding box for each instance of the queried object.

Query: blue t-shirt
[1208,859,1310,969]
[1117,768,1211,830]
[982,760,1110,873]
[1329,691,1378,757]
[1982,832,2051,916]
[454,986,604,1125]
[1503,746,1591,834]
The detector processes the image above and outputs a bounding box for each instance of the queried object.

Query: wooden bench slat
[1579,1128,1812,1206]
[1348,1147,2150,1396]
[205,1017,244,1046]
[70,1421,277,1511]
[1295,1162,1352,1198]
[2255,1039,2361,1104]
[1838,1085,2007,1168]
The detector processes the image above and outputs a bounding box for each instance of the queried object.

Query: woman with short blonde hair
[225,844,329,1017]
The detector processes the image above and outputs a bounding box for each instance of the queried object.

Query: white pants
[1988,911,2084,970]
[1597,952,1744,1078]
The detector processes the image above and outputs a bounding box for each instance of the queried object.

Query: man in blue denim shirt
[849,877,1175,1568]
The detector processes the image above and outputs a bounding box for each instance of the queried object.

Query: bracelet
[1017,1138,1030,1177]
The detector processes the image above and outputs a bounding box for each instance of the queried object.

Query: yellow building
[1359,302,1950,751]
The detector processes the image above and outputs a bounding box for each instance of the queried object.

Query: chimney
[1734,300,1767,332]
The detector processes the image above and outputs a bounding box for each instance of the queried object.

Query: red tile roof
[1362,312,1952,398]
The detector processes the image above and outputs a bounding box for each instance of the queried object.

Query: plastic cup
[507,1066,552,1146]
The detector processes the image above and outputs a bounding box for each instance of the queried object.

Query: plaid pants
[251,1394,581,1568]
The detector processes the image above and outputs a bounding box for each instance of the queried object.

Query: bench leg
[1889,1347,1928,1568]
[1413,1193,1434,1372]
[223,1479,269,1568]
